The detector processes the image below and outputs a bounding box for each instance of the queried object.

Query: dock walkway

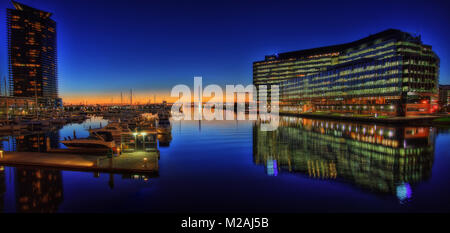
[0,151,158,175]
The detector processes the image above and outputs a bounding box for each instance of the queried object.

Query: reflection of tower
[0,137,5,212]
[15,168,63,213]
[0,166,5,212]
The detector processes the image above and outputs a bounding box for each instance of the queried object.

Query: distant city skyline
[1,0,450,104]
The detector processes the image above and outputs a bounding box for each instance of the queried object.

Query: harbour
[0,106,171,178]
[0,113,449,212]
[0,0,449,222]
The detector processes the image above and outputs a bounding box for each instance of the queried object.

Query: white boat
[89,121,132,137]
[61,131,116,151]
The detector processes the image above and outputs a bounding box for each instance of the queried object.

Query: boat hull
[62,140,115,150]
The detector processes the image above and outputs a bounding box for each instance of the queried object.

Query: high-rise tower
[7,1,60,107]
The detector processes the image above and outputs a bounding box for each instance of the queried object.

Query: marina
[0,106,171,177]
[2,115,450,213]
[0,0,449,221]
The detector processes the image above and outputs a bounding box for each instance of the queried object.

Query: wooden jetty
[0,150,159,175]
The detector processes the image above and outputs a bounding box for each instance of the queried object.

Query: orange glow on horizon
[62,91,177,105]
[62,90,255,105]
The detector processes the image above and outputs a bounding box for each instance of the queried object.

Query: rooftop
[263,29,422,61]
[11,0,53,19]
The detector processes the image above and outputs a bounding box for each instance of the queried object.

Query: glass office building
[253,29,439,116]
[7,1,60,107]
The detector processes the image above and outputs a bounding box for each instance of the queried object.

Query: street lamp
[141,132,147,150]
[133,132,138,151]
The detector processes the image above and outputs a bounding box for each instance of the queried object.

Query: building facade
[438,85,450,112]
[0,96,36,119]
[253,29,440,116]
[7,1,60,108]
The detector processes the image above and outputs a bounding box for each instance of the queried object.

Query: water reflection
[157,133,172,147]
[14,131,60,152]
[1,129,61,153]
[15,168,63,213]
[253,116,435,202]
[0,114,447,212]
[0,166,5,212]
[0,116,156,212]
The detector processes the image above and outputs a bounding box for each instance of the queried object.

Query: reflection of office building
[253,29,439,116]
[7,1,61,107]
[15,168,63,212]
[253,117,435,197]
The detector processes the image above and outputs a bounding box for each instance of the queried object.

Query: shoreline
[279,112,450,126]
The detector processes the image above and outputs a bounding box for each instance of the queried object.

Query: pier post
[46,137,51,152]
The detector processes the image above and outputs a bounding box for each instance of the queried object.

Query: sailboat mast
[130,89,133,105]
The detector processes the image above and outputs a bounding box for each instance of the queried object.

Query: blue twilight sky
[0,0,449,103]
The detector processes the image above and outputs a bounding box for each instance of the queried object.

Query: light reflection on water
[0,115,450,212]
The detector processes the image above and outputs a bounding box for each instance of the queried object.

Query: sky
[0,0,449,104]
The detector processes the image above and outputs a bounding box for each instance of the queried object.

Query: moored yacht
[89,121,132,137]
[61,131,116,151]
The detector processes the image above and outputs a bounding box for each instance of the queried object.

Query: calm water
[1,116,450,213]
